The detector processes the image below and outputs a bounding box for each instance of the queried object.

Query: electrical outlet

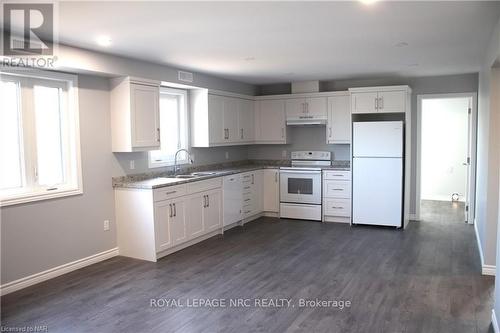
[282,150,287,158]
[103,220,110,231]
[129,160,135,170]
[225,151,229,159]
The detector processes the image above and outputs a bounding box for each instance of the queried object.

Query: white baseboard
[0,247,119,296]
[474,222,496,276]
[493,309,499,333]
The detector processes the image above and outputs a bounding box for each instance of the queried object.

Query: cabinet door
[378,91,406,113]
[204,190,222,232]
[154,200,173,253]
[223,175,243,226]
[208,94,225,144]
[130,83,160,148]
[238,99,255,142]
[285,98,306,119]
[224,97,239,142]
[256,100,287,143]
[305,97,327,119]
[351,92,378,114]
[187,195,205,240]
[263,169,279,212]
[252,170,263,214]
[170,200,187,246]
[327,95,351,144]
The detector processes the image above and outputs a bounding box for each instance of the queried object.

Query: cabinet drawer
[323,170,351,180]
[324,198,350,217]
[323,180,351,198]
[153,185,187,202]
[187,177,222,194]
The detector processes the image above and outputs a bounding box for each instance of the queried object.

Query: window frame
[0,70,82,207]
[148,87,190,168]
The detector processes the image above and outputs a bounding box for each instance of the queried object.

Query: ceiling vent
[291,80,320,94]
[178,70,194,83]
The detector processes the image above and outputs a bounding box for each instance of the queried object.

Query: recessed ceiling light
[395,42,409,47]
[359,0,379,5]
[96,36,112,47]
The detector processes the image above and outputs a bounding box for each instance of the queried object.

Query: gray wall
[257,73,479,216]
[247,126,350,161]
[1,75,116,284]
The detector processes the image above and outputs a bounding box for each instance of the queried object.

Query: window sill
[0,187,83,207]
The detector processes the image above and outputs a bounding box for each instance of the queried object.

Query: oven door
[280,169,322,205]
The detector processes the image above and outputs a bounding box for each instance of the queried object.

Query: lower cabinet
[322,170,351,223]
[263,169,280,213]
[116,178,222,262]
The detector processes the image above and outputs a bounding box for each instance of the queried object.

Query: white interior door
[465,97,473,223]
[353,157,403,227]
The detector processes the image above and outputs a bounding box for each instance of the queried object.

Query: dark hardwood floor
[1,200,494,332]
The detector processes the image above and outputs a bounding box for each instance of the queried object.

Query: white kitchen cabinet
[238,99,255,142]
[322,170,351,223]
[223,174,243,226]
[191,90,255,147]
[255,99,288,144]
[241,170,263,218]
[327,94,351,144]
[350,87,408,114]
[115,178,223,262]
[285,97,327,121]
[263,169,280,213]
[204,190,222,232]
[154,200,173,253]
[110,77,160,152]
[351,92,378,114]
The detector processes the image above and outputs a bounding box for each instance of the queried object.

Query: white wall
[421,98,469,202]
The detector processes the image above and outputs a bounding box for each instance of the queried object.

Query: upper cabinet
[350,86,410,114]
[191,90,255,147]
[285,97,327,122]
[327,93,351,144]
[110,77,160,152]
[254,99,288,144]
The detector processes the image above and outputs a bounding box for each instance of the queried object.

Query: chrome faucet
[174,149,193,174]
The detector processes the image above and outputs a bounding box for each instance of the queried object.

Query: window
[149,87,189,168]
[0,71,81,206]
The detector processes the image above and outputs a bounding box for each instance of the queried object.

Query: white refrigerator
[352,121,404,227]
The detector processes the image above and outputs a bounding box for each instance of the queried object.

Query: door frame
[415,92,477,224]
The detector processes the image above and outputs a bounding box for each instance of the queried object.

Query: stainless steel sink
[191,172,217,176]
[175,174,197,179]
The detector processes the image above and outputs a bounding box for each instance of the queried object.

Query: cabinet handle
[169,204,173,217]
[244,198,251,202]
[166,190,177,195]
[173,203,176,217]
[375,98,378,110]
[331,206,344,209]
[329,127,332,138]
[379,97,384,109]
[333,188,344,191]
[281,128,284,138]
[240,128,244,139]
[203,195,207,208]
[251,174,254,184]
[275,172,278,182]
[207,195,210,207]
[157,128,160,142]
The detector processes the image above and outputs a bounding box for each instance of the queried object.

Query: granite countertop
[113,160,350,190]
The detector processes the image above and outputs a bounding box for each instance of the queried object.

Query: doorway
[416,93,477,224]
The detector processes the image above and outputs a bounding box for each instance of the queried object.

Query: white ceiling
[55,1,500,84]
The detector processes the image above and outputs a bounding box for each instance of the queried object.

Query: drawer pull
[244,186,251,190]
[331,206,344,209]
[333,188,344,191]
[244,198,251,202]
[332,174,345,177]
[165,191,177,195]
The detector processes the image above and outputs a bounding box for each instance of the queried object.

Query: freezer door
[352,157,403,227]
[353,121,403,157]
